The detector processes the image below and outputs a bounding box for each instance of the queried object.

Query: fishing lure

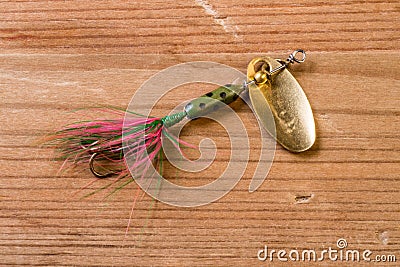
[48,50,315,184]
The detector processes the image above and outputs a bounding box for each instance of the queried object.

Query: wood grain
[0,0,399,266]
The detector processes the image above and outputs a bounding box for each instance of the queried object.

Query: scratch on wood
[318,113,344,133]
[377,230,389,245]
[194,0,240,39]
[295,193,314,204]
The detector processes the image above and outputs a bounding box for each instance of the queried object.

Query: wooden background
[0,0,399,266]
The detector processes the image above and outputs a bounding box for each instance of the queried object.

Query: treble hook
[89,152,116,178]
[80,140,99,153]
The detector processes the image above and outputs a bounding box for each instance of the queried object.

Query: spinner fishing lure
[48,50,315,187]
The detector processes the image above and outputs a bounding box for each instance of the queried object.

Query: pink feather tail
[45,108,192,182]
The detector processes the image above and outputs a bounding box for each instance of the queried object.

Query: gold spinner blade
[247,56,315,152]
